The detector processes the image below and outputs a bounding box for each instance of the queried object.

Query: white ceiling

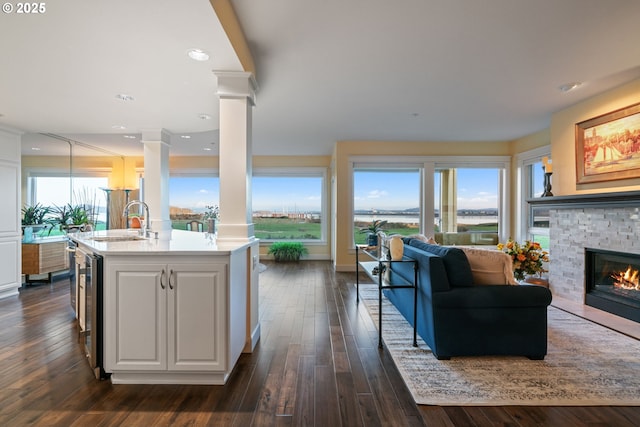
[4,0,640,158]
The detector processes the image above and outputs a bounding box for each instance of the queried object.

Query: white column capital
[213,71,258,106]
[140,128,172,145]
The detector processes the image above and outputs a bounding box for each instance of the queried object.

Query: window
[168,175,219,230]
[434,167,500,246]
[252,169,325,241]
[350,156,510,247]
[518,147,550,250]
[28,174,109,233]
[353,168,421,244]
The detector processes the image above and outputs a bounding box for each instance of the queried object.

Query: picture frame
[575,102,640,184]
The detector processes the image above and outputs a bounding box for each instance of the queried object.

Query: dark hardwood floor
[1,261,639,426]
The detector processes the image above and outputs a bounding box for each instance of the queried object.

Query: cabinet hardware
[169,269,175,290]
[160,269,166,289]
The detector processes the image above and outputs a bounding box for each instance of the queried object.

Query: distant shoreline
[354,214,498,225]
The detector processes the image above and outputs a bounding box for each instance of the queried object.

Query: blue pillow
[407,239,474,287]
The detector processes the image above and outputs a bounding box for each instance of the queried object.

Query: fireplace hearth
[585,248,640,323]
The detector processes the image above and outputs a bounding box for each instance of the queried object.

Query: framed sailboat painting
[576,102,640,184]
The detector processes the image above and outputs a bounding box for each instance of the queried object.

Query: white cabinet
[105,260,228,382]
[0,127,21,300]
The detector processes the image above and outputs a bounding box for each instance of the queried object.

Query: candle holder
[542,170,553,197]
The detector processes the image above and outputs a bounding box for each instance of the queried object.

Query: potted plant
[21,203,53,241]
[268,242,308,262]
[359,219,388,246]
[497,239,550,283]
[203,204,220,233]
[53,204,91,233]
[22,203,52,227]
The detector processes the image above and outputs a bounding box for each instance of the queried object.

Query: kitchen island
[70,229,255,385]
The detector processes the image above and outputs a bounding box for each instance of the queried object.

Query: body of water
[354,214,498,225]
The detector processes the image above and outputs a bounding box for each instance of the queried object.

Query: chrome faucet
[123,200,151,237]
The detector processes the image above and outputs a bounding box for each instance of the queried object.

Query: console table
[355,245,418,348]
[22,237,69,283]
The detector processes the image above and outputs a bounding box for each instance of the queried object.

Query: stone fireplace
[531,191,640,324]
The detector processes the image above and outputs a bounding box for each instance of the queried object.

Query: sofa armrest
[433,284,552,309]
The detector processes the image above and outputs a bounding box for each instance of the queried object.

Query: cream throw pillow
[459,247,518,286]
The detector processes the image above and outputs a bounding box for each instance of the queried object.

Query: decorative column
[440,169,458,233]
[141,129,172,238]
[214,71,257,242]
[214,71,260,353]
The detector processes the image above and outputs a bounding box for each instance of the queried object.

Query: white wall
[0,127,21,299]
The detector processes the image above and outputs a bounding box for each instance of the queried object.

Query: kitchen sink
[89,235,147,242]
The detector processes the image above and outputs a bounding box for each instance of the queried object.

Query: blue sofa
[384,238,553,360]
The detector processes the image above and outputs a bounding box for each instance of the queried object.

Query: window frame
[515,146,551,243]
[349,155,511,249]
[252,167,328,244]
[25,167,111,207]
[167,169,220,229]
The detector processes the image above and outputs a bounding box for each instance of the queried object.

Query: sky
[170,177,220,212]
[354,169,499,211]
[34,177,108,208]
[169,176,322,213]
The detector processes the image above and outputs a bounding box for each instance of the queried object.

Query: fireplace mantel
[528,190,640,209]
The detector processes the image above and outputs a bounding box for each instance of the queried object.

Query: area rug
[357,285,640,406]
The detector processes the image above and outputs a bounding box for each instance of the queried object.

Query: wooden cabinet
[22,239,69,278]
[105,260,228,381]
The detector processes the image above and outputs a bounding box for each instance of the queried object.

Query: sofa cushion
[459,247,519,286]
[407,239,474,287]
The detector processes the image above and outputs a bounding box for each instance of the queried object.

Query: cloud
[367,190,389,199]
[199,189,209,194]
[457,193,498,209]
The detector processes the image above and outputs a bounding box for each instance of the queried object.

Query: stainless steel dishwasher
[75,245,107,379]
[66,239,77,316]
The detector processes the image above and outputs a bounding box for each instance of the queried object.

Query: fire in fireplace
[585,248,640,323]
[611,266,640,291]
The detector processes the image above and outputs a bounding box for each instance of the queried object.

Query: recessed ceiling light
[198,114,212,120]
[112,125,126,130]
[31,147,41,151]
[558,82,583,92]
[123,135,136,139]
[187,48,209,61]
[203,147,212,151]
[181,135,191,139]
[115,93,135,101]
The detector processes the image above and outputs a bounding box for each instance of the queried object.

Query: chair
[186,220,203,232]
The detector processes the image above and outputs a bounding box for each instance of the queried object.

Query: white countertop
[69,229,253,256]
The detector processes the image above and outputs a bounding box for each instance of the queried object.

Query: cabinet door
[167,263,227,371]
[108,263,167,371]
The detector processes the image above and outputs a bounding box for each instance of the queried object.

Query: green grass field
[253,217,321,240]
